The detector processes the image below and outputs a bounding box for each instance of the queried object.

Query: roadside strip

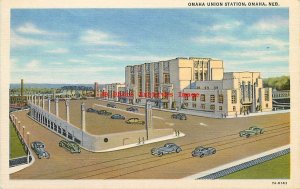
[183,144,290,179]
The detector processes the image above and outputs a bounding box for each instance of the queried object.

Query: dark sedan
[111,114,125,120]
[171,113,187,120]
[126,106,138,112]
[97,110,112,116]
[192,146,216,158]
[107,103,117,108]
[31,141,50,159]
[87,108,97,113]
[151,143,182,157]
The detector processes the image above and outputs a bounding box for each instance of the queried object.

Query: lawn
[10,121,27,159]
[221,154,290,179]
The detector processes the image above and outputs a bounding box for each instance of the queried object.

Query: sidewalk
[97,98,290,119]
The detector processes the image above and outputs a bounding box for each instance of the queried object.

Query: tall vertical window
[218,94,223,104]
[194,71,199,81]
[154,74,159,92]
[192,96,197,101]
[164,73,170,84]
[138,75,142,92]
[231,90,237,104]
[145,74,150,93]
[265,90,269,101]
[131,75,135,84]
[210,95,215,103]
[200,94,205,102]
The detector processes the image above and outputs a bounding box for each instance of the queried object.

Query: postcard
[0,0,299,188]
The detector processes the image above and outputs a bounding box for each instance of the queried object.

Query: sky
[10,9,289,84]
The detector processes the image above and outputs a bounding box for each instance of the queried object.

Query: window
[194,71,199,81]
[154,74,159,92]
[210,105,215,110]
[138,75,142,92]
[219,106,223,111]
[201,104,205,109]
[266,103,268,108]
[265,90,269,101]
[214,86,218,90]
[145,74,150,93]
[233,106,236,111]
[218,94,224,103]
[131,75,135,84]
[184,96,189,101]
[200,94,205,102]
[164,73,170,84]
[192,96,197,101]
[192,103,196,108]
[210,95,215,103]
[231,90,237,104]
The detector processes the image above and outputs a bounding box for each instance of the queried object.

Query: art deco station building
[103,57,272,117]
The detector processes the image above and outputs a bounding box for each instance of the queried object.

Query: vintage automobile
[125,118,145,124]
[97,110,113,116]
[191,146,216,158]
[111,114,126,120]
[86,108,97,113]
[107,102,117,108]
[126,106,138,112]
[171,113,187,120]
[239,126,264,138]
[59,140,81,153]
[151,143,182,157]
[31,141,50,159]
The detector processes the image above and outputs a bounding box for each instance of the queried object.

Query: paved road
[10,100,289,179]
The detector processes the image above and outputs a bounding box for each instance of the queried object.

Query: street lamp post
[22,126,25,138]
[27,132,30,145]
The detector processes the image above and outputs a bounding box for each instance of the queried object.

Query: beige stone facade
[102,57,272,117]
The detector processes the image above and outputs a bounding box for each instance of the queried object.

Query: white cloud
[68,59,87,64]
[80,30,127,46]
[249,17,288,32]
[11,31,49,48]
[16,23,68,36]
[26,60,41,70]
[46,48,69,54]
[87,54,174,62]
[192,36,288,50]
[210,21,242,31]
[17,23,50,35]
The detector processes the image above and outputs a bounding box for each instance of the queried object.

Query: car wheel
[176,148,181,153]
[59,143,62,147]
[158,152,163,157]
[200,154,204,158]
[260,130,264,134]
[212,150,216,154]
[38,155,41,159]
[192,153,196,157]
[246,134,250,138]
[47,154,50,159]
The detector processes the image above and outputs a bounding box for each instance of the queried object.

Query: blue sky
[10,9,289,84]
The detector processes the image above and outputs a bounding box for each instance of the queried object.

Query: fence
[9,115,33,168]
[198,148,290,179]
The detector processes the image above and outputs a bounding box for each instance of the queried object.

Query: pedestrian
[224,113,227,118]
[175,129,177,136]
[177,130,180,136]
[235,112,238,118]
[138,137,141,144]
[221,113,223,118]
[142,137,145,144]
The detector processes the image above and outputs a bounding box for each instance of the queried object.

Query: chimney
[94,82,99,97]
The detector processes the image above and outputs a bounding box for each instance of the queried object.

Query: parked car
[31,141,50,159]
[192,146,216,158]
[107,102,117,108]
[59,140,81,153]
[125,118,145,124]
[87,108,97,113]
[171,113,187,120]
[126,106,138,112]
[151,143,182,157]
[239,126,264,138]
[97,110,112,116]
[111,114,125,120]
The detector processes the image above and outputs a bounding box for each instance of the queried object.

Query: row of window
[190,103,237,111]
[184,94,224,103]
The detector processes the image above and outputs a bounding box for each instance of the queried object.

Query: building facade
[101,57,272,117]
[100,83,126,102]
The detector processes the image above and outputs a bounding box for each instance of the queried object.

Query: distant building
[100,83,126,102]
